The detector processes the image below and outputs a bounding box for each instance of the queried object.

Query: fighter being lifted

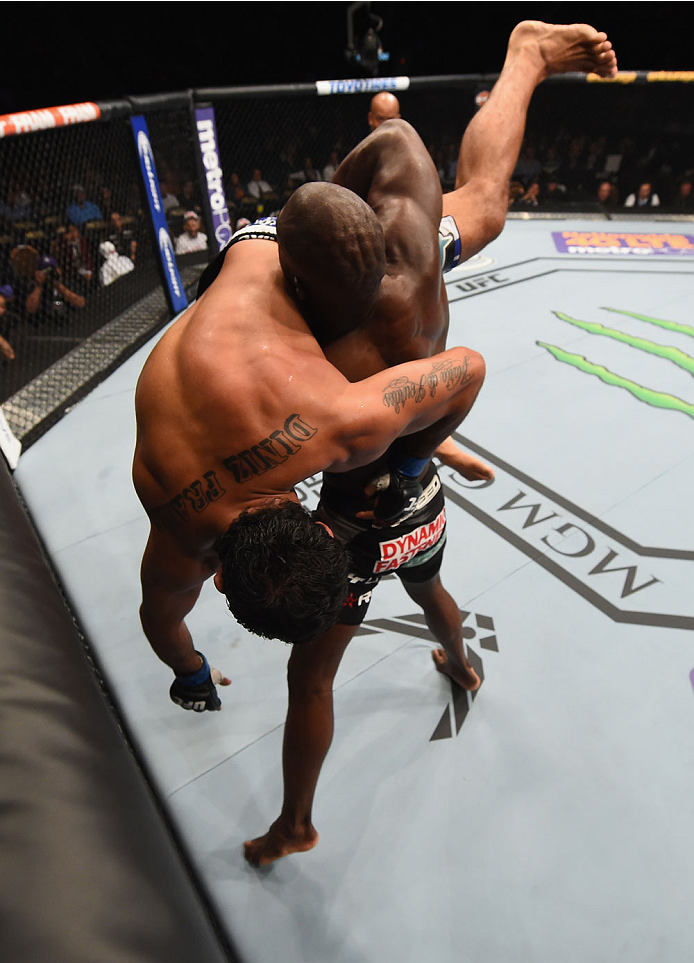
[132,22,617,862]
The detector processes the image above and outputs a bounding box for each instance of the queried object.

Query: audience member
[178,179,202,211]
[514,144,542,185]
[109,212,138,262]
[16,253,85,326]
[671,179,694,212]
[97,185,117,221]
[246,169,273,199]
[542,176,568,204]
[624,181,660,208]
[322,150,341,182]
[518,180,541,207]
[174,212,208,254]
[66,185,103,226]
[52,222,94,292]
[98,241,135,286]
[159,182,180,214]
[596,179,619,209]
[0,186,34,226]
[367,91,401,130]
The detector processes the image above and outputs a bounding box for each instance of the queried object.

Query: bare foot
[508,20,618,80]
[432,649,481,691]
[244,821,319,867]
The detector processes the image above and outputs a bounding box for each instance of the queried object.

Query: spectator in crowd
[66,185,103,226]
[671,179,694,211]
[596,179,619,209]
[109,212,138,262]
[52,222,94,293]
[174,212,208,255]
[542,176,568,204]
[584,135,607,178]
[227,172,244,198]
[97,185,116,222]
[178,179,201,212]
[518,180,541,207]
[0,284,16,361]
[562,135,588,193]
[125,182,144,217]
[246,169,273,200]
[322,150,341,182]
[0,185,34,226]
[98,240,135,286]
[367,91,401,130]
[159,181,180,214]
[624,181,660,208]
[513,144,542,185]
[541,143,563,180]
[17,254,85,325]
[290,157,323,186]
[508,180,525,208]
[302,157,322,183]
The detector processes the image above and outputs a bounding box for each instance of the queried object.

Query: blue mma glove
[169,652,221,712]
[373,455,428,523]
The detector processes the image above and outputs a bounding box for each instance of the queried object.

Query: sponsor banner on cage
[552,231,694,256]
[315,76,410,96]
[131,115,187,314]
[0,102,100,138]
[194,107,232,251]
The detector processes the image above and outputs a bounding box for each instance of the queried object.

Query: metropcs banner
[130,115,187,314]
[553,231,694,256]
[194,106,232,252]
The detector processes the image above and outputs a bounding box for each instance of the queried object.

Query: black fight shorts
[315,463,447,627]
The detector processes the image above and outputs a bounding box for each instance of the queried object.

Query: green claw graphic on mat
[538,308,694,419]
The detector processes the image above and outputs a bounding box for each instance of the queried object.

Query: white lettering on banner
[197,115,232,250]
[57,103,98,125]
[158,228,182,298]
[138,131,162,214]
[374,508,446,573]
[10,110,55,134]
[316,76,410,96]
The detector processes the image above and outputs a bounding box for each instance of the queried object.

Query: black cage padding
[0,459,237,963]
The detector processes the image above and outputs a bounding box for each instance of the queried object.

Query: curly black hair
[215,500,350,644]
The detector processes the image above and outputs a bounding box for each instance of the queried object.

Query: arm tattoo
[150,413,317,532]
[382,357,470,413]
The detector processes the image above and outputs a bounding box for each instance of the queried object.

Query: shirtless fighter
[133,192,486,707]
[241,22,618,865]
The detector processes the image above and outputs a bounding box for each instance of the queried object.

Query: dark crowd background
[1,3,691,115]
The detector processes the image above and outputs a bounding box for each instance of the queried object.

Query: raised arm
[139,526,231,711]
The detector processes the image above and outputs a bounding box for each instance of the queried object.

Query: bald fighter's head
[368,91,401,131]
[277,181,386,341]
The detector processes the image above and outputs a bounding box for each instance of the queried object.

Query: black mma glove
[373,455,428,523]
[169,651,222,712]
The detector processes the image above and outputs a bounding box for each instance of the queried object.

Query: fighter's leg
[401,572,481,690]
[244,620,358,866]
[442,21,618,259]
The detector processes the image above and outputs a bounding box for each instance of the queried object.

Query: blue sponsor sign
[130,114,187,313]
[194,106,232,251]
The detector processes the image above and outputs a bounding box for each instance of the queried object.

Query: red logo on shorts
[374,508,446,573]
